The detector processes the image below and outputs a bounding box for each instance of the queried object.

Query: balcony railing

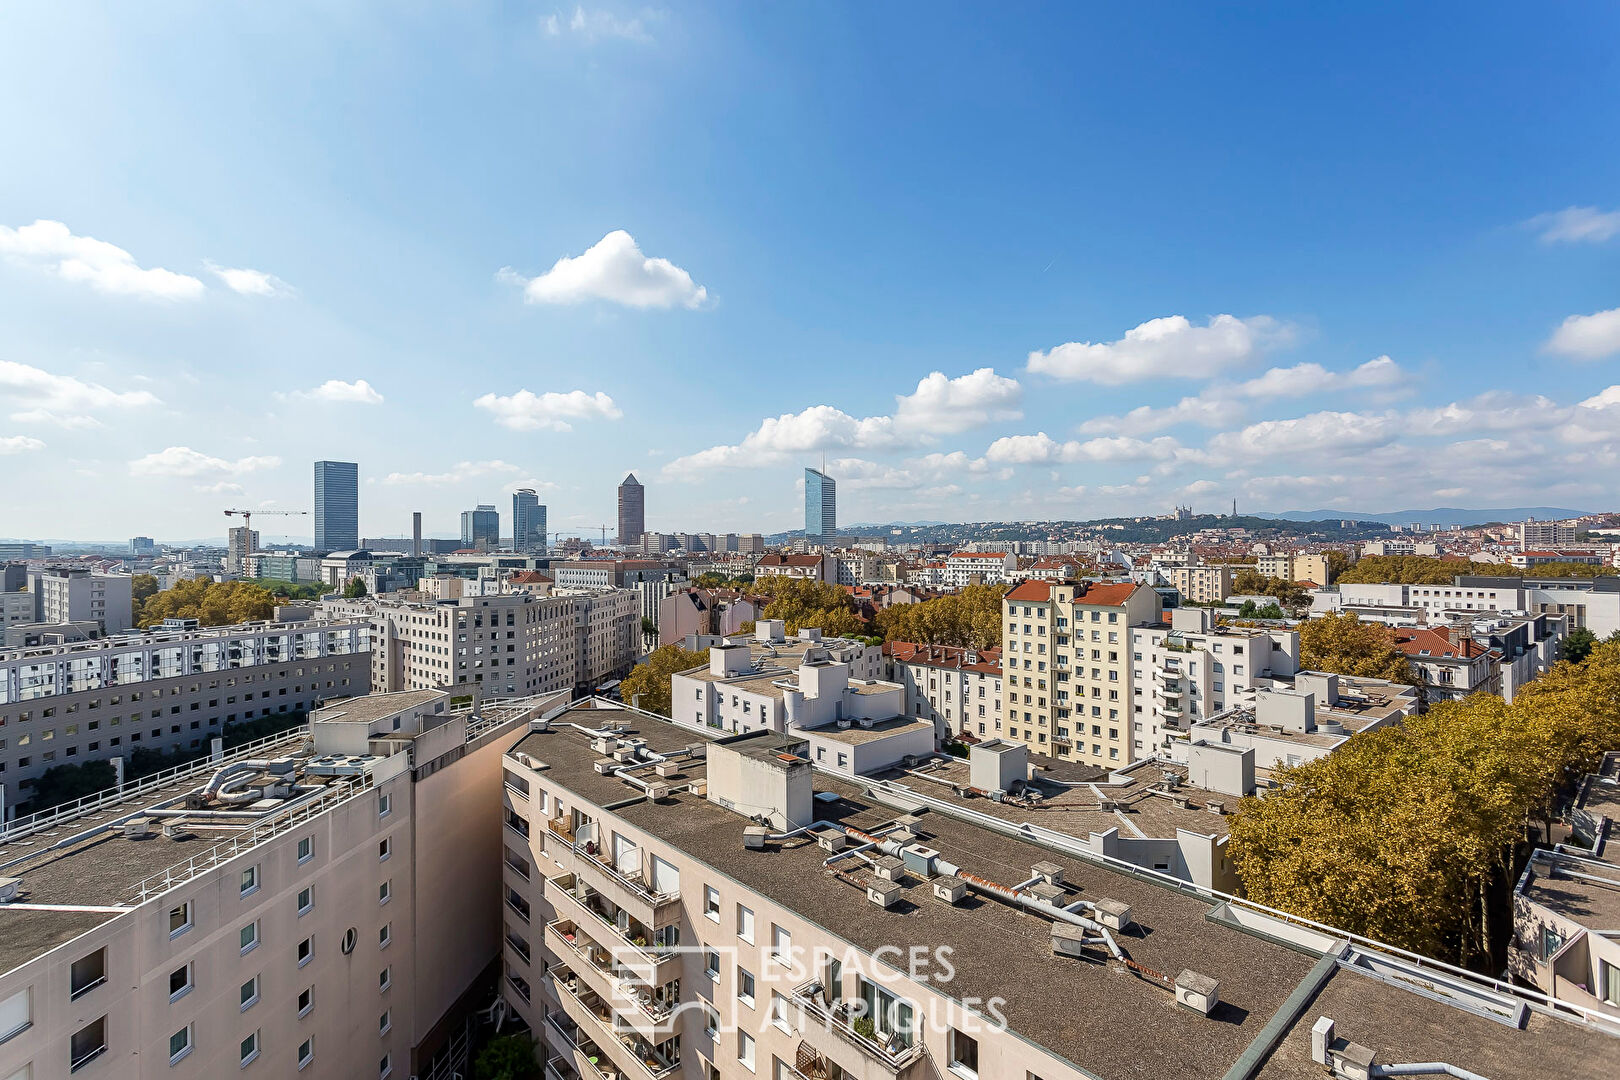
[550,966,681,1080]
[547,920,678,1027]
[790,982,924,1073]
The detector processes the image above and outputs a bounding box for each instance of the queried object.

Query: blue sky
[2,2,1617,542]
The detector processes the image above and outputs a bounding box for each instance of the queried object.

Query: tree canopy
[342,576,368,598]
[1297,611,1415,684]
[137,579,277,628]
[873,584,1006,650]
[620,644,711,717]
[754,578,866,637]
[1229,641,1620,968]
[1337,554,1618,585]
[1231,569,1310,610]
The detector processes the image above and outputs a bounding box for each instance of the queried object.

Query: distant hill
[1264,507,1593,528]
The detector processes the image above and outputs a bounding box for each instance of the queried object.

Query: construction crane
[223,508,310,565]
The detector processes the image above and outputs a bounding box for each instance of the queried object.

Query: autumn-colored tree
[1324,550,1351,584]
[620,644,711,717]
[873,584,1006,650]
[130,573,160,623]
[1298,611,1415,684]
[756,578,866,637]
[1337,554,1617,586]
[137,579,276,628]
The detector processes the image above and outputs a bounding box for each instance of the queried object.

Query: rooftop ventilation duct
[867,881,901,908]
[932,875,967,904]
[1174,970,1221,1016]
[124,818,153,839]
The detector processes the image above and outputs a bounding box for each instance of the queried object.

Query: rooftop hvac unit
[901,843,939,876]
[1205,801,1226,815]
[1032,861,1065,886]
[867,881,902,908]
[814,829,846,853]
[593,758,617,775]
[612,747,637,763]
[743,826,769,850]
[265,757,298,776]
[932,874,967,904]
[645,782,671,801]
[901,754,921,769]
[1098,797,1117,812]
[1175,970,1221,1016]
[591,736,614,754]
[655,762,677,778]
[1050,922,1096,960]
[1093,898,1133,930]
[872,855,906,881]
[0,877,21,904]
[1029,880,1067,905]
[528,718,551,733]
[857,716,875,729]
[836,719,852,730]
[160,820,190,839]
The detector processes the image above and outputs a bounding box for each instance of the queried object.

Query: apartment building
[497,700,1616,1080]
[0,618,370,806]
[552,561,676,591]
[1169,565,1233,605]
[1002,580,1161,767]
[1127,608,1300,757]
[656,590,762,649]
[31,570,133,635]
[753,554,834,583]
[361,591,638,701]
[1391,626,1498,703]
[883,642,1002,741]
[1330,575,1620,637]
[0,687,564,1080]
[1255,553,1331,586]
[942,551,1016,587]
[1521,519,1578,549]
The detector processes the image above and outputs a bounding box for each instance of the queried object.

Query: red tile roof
[885,641,1002,674]
[508,571,553,584]
[1005,580,1052,602]
[1392,627,1486,661]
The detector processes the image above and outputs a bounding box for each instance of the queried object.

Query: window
[240,1030,260,1067]
[298,887,312,915]
[241,976,260,1011]
[378,837,392,861]
[169,901,194,938]
[240,920,260,954]
[298,937,313,966]
[1605,961,1620,1007]
[771,925,791,966]
[169,1024,193,1065]
[297,836,313,863]
[704,885,720,921]
[379,880,392,904]
[0,987,31,1043]
[379,1010,392,1035]
[737,904,755,943]
[703,1004,719,1038]
[70,948,107,1000]
[377,792,392,817]
[241,865,260,897]
[298,987,314,1017]
[949,1029,980,1078]
[771,991,792,1032]
[704,949,720,981]
[379,1054,392,1079]
[379,923,392,948]
[738,967,756,1007]
[379,966,392,992]
[70,1016,108,1072]
[1542,926,1566,960]
[298,1038,314,1070]
[738,1031,756,1072]
[168,963,193,1002]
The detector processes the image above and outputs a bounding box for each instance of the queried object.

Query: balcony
[548,965,682,1080]
[546,1055,584,1080]
[542,1013,612,1080]
[545,826,680,928]
[545,919,680,1041]
[546,874,682,986]
[789,982,926,1080]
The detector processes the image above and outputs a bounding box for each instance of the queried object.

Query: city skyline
[1,4,1617,540]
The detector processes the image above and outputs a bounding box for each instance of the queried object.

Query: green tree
[473,1033,541,1080]
[757,578,866,637]
[620,644,711,716]
[1560,626,1599,665]
[873,584,1007,649]
[27,759,117,813]
[1298,611,1415,684]
[342,576,368,599]
[1324,550,1352,584]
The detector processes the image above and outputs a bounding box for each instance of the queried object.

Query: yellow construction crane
[223,508,310,563]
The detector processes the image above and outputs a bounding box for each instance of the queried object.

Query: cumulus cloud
[984,432,1182,465]
[129,447,281,478]
[1405,392,1569,437]
[473,389,622,431]
[207,262,293,297]
[892,368,1022,434]
[499,230,706,309]
[544,6,654,41]
[0,219,204,300]
[1027,314,1291,385]
[1528,206,1620,245]
[280,379,385,405]
[1080,394,1247,436]
[0,434,45,454]
[0,358,162,427]
[380,460,523,486]
[1237,356,1407,398]
[1205,411,1399,460]
[1545,306,1620,360]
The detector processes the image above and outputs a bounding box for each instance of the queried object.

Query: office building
[31,568,134,634]
[0,543,51,560]
[512,489,547,554]
[129,537,156,557]
[0,616,370,804]
[460,505,500,552]
[313,460,360,552]
[0,687,565,1080]
[1002,579,1162,767]
[804,466,836,538]
[226,526,259,575]
[617,474,645,547]
[498,700,1615,1080]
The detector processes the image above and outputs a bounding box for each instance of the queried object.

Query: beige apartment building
[0,687,564,1080]
[1169,565,1233,605]
[0,618,370,809]
[497,700,1618,1080]
[1002,580,1161,767]
[1254,553,1331,586]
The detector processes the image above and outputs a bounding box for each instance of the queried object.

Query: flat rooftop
[314,687,447,727]
[1521,853,1620,931]
[804,715,932,746]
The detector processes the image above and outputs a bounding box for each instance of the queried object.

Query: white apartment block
[1521,520,1578,550]
[31,570,133,635]
[0,618,370,806]
[1128,607,1300,758]
[942,551,1016,587]
[1329,576,1620,637]
[1169,565,1233,605]
[0,687,563,1080]
[0,593,35,630]
[1002,580,1161,767]
[497,700,1616,1080]
[883,642,1003,742]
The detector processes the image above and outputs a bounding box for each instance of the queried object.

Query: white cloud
[983,431,1181,465]
[1578,385,1620,410]
[892,368,1022,434]
[1206,411,1399,460]
[1545,306,1620,360]
[196,481,246,495]
[0,434,45,454]
[0,358,162,427]
[472,389,622,431]
[0,219,204,300]
[828,458,920,490]
[379,460,524,486]
[1528,206,1620,244]
[129,447,281,478]
[545,6,654,41]
[1237,355,1406,398]
[280,379,384,405]
[1405,392,1569,437]
[500,230,705,309]
[500,477,561,495]
[206,262,293,297]
[1080,394,1247,436]
[1027,314,1290,384]
[664,405,899,474]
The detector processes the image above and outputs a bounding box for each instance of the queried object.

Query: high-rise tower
[313,460,359,551]
[617,474,645,546]
[804,467,836,539]
[513,488,547,553]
